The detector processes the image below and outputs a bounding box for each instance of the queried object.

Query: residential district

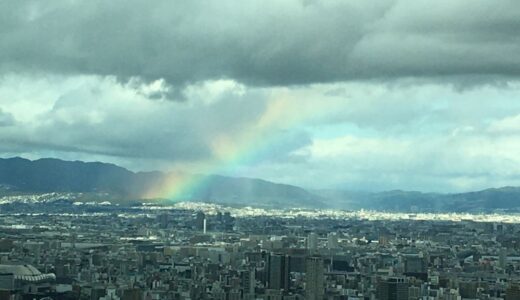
[0,201,520,300]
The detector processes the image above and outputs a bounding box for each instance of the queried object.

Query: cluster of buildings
[0,203,520,299]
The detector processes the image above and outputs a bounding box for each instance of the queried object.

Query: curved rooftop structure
[0,264,56,282]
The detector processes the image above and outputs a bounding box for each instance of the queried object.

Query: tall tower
[305,256,324,300]
[267,253,289,291]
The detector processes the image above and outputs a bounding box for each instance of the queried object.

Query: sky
[1,0,520,192]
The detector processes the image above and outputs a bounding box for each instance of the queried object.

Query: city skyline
[3,2,520,299]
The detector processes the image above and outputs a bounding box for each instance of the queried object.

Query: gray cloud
[0,76,315,170]
[1,0,520,90]
[2,75,520,191]
[0,109,15,126]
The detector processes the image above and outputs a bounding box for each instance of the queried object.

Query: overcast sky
[2,0,520,192]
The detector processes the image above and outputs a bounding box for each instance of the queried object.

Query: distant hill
[314,187,520,213]
[0,157,162,197]
[189,175,324,208]
[0,157,324,208]
[1,157,520,212]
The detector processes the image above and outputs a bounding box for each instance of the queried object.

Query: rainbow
[143,93,335,201]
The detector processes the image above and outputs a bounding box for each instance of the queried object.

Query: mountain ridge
[1,157,520,212]
[0,157,324,208]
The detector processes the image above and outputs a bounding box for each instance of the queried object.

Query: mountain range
[0,157,323,209]
[1,157,520,212]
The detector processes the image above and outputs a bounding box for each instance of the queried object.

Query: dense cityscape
[0,202,520,299]
[3,1,520,299]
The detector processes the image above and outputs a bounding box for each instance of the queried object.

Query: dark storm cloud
[1,0,520,88]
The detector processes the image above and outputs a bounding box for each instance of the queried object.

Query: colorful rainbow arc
[142,95,331,201]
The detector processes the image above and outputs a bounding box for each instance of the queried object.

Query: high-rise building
[268,253,289,291]
[305,256,324,300]
[408,286,420,299]
[195,211,205,231]
[404,254,426,274]
[331,255,353,272]
[240,267,256,298]
[223,212,235,231]
[404,254,427,280]
[289,254,306,273]
[377,277,409,300]
[327,232,338,249]
[499,247,507,269]
[506,283,520,300]
[307,233,318,251]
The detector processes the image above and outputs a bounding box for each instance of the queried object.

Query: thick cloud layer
[1,0,520,90]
